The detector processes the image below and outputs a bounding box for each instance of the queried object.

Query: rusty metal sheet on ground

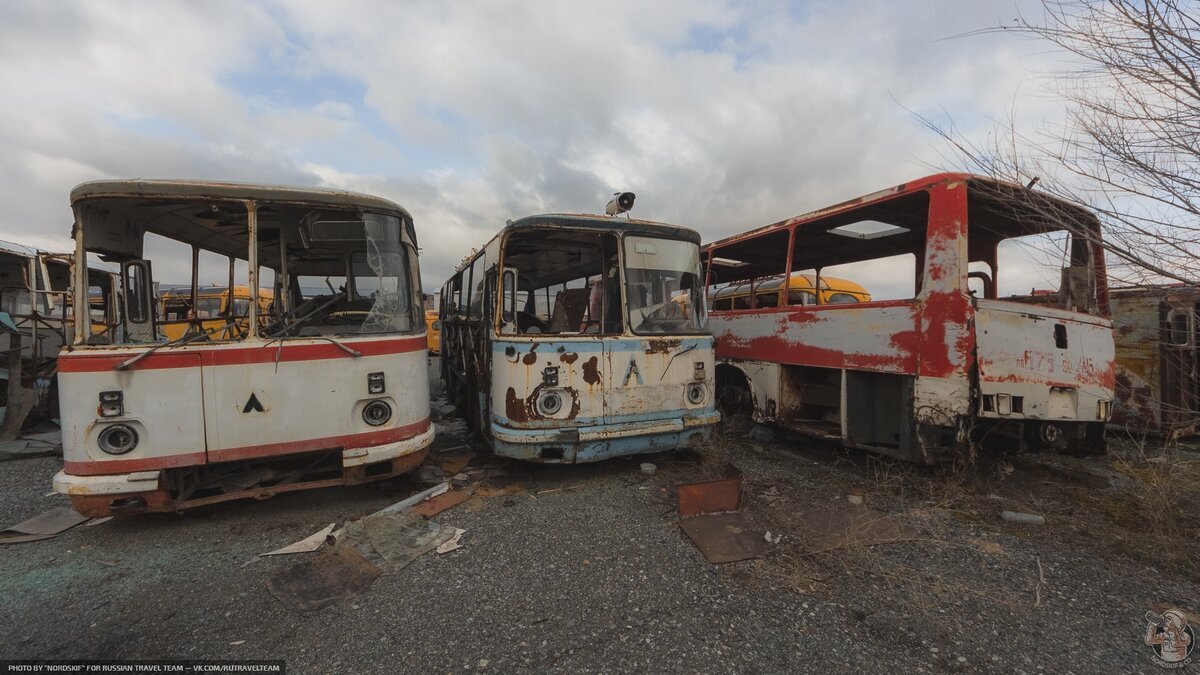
[677,464,743,515]
[0,506,89,544]
[0,439,59,461]
[438,453,472,475]
[266,546,381,612]
[411,489,470,518]
[796,505,917,552]
[679,512,767,564]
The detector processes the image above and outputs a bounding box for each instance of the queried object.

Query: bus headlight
[537,391,563,416]
[686,382,707,405]
[97,424,138,455]
[98,391,124,418]
[362,400,393,427]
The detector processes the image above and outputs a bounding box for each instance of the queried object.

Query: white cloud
[0,0,1067,295]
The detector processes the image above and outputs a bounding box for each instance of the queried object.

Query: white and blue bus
[440,213,719,463]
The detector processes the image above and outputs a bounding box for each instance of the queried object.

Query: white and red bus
[705,174,1115,463]
[54,180,433,515]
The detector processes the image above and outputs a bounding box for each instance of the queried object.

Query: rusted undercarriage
[65,448,428,518]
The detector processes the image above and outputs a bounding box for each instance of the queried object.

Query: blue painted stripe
[492,405,716,430]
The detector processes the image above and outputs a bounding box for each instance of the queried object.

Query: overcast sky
[0,0,1070,297]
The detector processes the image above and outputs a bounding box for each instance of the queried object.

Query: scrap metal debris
[795,505,917,552]
[1001,510,1046,525]
[0,431,62,461]
[677,464,743,516]
[679,512,768,564]
[411,489,470,518]
[436,527,466,554]
[266,546,382,612]
[261,523,337,556]
[0,507,90,544]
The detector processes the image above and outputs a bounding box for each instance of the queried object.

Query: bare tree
[924,0,1200,287]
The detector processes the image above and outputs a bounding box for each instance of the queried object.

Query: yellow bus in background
[425,309,441,354]
[158,285,274,341]
[710,273,870,311]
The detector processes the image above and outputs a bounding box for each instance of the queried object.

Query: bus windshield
[287,214,416,336]
[624,236,705,334]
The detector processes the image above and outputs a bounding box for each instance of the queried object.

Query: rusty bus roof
[703,172,1100,250]
[506,213,701,243]
[0,239,42,259]
[449,213,701,276]
[70,179,412,219]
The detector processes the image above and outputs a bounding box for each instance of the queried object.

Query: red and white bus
[704,174,1115,463]
[54,180,433,515]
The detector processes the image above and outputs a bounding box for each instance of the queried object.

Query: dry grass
[1104,438,1200,573]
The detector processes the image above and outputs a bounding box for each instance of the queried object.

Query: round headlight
[362,400,393,427]
[537,391,563,416]
[686,382,706,405]
[98,424,138,455]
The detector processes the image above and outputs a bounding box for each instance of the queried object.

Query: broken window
[279,213,417,337]
[788,192,928,302]
[499,229,622,335]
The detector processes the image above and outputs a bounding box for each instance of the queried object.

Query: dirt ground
[1,357,1197,673]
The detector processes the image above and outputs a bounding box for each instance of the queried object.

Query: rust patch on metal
[645,339,681,355]
[505,384,581,422]
[521,352,538,365]
[582,356,602,385]
[505,387,529,423]
[677,464,743,516]
[560,352,579,364]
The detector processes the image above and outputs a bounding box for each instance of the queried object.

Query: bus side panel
[58,353,207,473]
[975,300,1114,423]
[201,339,430,462]
[710,303,920,374]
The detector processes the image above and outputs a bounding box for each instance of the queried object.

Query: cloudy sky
[0,0,1069,296]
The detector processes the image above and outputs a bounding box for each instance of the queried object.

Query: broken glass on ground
[340,510,458,571]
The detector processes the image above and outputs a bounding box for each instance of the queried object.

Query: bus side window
[733,295,751,310]
[788,289,816,305]
[451,272,463,315]
[755,292,778,308]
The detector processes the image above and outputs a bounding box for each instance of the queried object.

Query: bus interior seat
[547,288,590,333]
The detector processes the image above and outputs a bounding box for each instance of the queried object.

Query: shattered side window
[357,214,413,333]
[283,213,418,337]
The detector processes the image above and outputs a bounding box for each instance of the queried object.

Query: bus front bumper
[490,412,721,463]
[53,425,436,516]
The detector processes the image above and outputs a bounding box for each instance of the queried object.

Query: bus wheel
[716,367,753,433]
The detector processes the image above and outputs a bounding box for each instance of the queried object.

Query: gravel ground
[0,358,1196,674]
